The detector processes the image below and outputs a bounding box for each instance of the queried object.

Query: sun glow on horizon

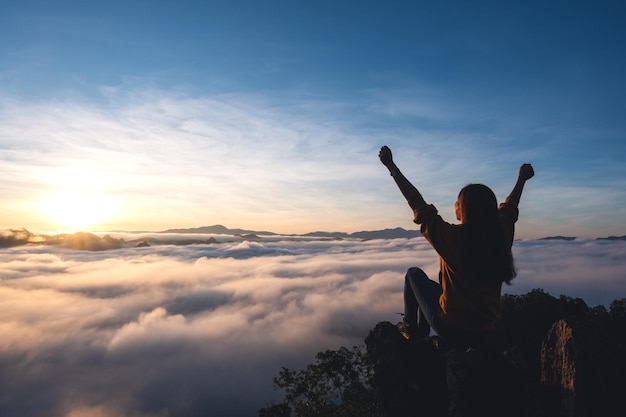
[41,190,118,232]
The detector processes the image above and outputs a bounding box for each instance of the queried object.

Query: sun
[42,190,118,231]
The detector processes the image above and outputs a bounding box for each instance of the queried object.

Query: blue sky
[1,0,625,237]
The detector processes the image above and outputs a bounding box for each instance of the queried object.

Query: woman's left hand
[379,145,393,167]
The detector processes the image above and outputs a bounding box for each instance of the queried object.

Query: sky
[1,1,626,237]
[1,234,625,416]
[2,3,625,415]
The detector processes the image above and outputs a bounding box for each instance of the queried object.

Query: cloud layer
[1,236,624,416]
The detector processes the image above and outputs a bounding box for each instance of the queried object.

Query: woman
[379,145,534,348]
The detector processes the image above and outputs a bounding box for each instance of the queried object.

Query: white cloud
[2,85,624,237]
[509,239,626,307]
[0,236,624,416]
[0,88,386,233]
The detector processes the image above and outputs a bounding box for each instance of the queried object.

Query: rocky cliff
[365,290,626,417]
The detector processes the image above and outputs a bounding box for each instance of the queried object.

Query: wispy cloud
[0,236,624,416]
[1,82,624,236]
[0,86,386,232]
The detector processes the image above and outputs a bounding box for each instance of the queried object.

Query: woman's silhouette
[379,145,534,348]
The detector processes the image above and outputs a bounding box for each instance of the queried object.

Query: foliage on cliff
[258,346,382,417]
[259,289,626,417]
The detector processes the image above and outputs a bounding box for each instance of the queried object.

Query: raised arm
[505,163,535,207]
[378,145,427,210]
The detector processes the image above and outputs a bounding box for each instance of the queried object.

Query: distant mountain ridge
[3,227,626,252]
[597,235,626,241]
[160,224,422,239]
[162,224,278,236]
[539,236,577,241]
[160,225,626,241]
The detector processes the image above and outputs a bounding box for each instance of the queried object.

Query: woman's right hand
[518,163,535,181]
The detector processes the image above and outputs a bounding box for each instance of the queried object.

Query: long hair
[458,184,516,284]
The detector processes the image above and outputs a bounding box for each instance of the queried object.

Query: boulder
[366,322,533,417]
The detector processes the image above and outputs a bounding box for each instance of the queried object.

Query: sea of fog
[1,234,625,417]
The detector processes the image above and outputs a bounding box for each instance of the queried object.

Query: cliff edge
[365,290,626,417]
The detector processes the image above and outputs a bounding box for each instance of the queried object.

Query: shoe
[429,335,445,350]
[397,321,418,340]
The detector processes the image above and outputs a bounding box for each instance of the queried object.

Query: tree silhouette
[258,346,382,417]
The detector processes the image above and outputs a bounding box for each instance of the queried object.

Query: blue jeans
[404,267,450,338]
